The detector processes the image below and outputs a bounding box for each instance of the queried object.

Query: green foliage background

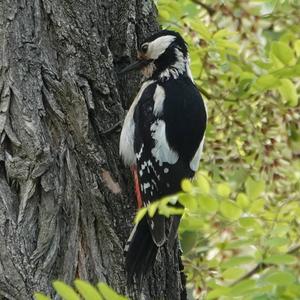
[154,0,300,299]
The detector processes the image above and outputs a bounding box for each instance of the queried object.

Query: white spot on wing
[119,80,154,166]
[153,85,165,117]
[164,168,169,173]
[190,138,205,171]
[143,182,151,193]
[150,220,154,229]
[136,144,144,161]
[150,120,179,166]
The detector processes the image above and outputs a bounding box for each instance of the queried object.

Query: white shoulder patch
[150,120,179,166]
[153,85,165,117]
[190,137,205,171]
[119,80,154,166]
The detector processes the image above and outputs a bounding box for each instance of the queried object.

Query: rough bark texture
[0,1,186,299]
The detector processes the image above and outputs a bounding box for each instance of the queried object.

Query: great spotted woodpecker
[119,30,207,284]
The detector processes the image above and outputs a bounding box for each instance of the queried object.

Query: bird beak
[119,60,148,74]
[119,51,153,74]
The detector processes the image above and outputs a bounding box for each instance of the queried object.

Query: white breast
[119,80,154,166]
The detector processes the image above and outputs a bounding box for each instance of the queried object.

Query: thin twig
[191,0,216,16]
[99,120,122,135]
[231,244,300,286]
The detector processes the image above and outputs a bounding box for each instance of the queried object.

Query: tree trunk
[0,1,186,299]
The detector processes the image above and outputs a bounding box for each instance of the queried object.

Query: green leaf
[222,267,246,280]
[159,205,184,217]
[148,201,159,218]
[220,200,242,220]
[134,207,147,224]
[195,174,210,194]
[264,271,296,285]
[74,280,103,300]
[97,283,127,300]
[198,194,218,213]
[271,41,295,65]
[180,215,204,230]
[245,177,265,200]
[180,231,197,254]
[222,256,254,268]
[34,293,51,300]
[236,193,249,209]
[295,39,300,57]
[178,193,197,210]
[264,237,289,247]
[239,217,259,228]
[52,281,80,300]
[255,74,280,91]
[213,29,234,39]
[278,79,298,107]
[207,287,230,299]
[189,21,211,40]
[264,254,297,265]
[228,279,256,297]
[181,179,193,192]
[217,183,231,197]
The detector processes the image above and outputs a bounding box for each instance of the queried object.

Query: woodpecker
[119,30,207,285]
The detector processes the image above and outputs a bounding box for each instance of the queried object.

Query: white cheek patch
[150,120,179,166]
[190,137,205,171]
[119,80,154,166]
[153,85,165,117]
[148,35,176,60]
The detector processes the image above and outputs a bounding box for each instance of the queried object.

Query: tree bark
[0,1,186,299]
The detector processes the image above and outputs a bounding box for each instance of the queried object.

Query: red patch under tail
[131,165,142,208]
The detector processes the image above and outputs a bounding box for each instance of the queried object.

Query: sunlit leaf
[220,200,242,220]
[97,283,127,300]
[222,267,246,280]
[53,281,80,300]
[245,178,265,200]
[255,74,280,91]
[195,174,210,194]
[271,41,295,65]
[198,194,218,213]
[217,183,231,197]
[264,254,297,265]
[74,280,103,300]
[222,256,254,268]
[264,271,296,285]
[236,193,249,209]
[34,293,51,300]
[278,78,298,107]
[134,207,147,224]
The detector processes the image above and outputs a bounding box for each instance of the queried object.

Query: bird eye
[141,44,148,53]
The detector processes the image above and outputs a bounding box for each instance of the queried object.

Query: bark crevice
[0,0,185,299]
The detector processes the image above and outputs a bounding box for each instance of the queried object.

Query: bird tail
[124,217,158,286]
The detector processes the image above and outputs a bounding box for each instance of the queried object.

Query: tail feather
[125,217,158,286]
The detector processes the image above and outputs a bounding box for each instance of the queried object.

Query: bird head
[120,30,189,80]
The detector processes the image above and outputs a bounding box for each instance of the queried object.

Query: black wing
[133,75,206,244]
